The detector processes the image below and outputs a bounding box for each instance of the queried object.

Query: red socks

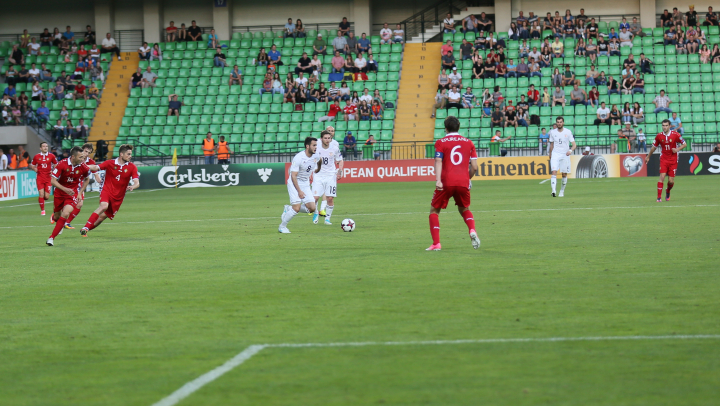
[462,210,476,232]
[666,182,674,195]
[657,181,663,199]
[429,213,440,245]
[50,217,66,238]
[68,207,81,223]
[38,198,44,211]
[85,213,100,230]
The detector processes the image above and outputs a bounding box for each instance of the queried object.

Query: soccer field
[1,176,719,406]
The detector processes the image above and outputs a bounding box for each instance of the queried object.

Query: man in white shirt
[0,149,7,170]
[354,52,367,73]
[380,23,392,44]
[528,47,541,63]
[28,63,41,82]
[28,38,42,55]
[547,116,576,197]
[594,102,611,125]
[618,27,633,47]
[359,88,373,104]
[101,33,122,61]
[279,136,322,233]
[392,24,404,44]
[443,13,456,33]
[448,67,462,88]
[446,86,462,110]
[138,42,151,60]
[294,72,308,88]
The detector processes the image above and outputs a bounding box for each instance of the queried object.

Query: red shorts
[53,194,79,214]
[431,185,471,209]
[100,192,124,220]
[36,178,51,194]
[660,159,678,177]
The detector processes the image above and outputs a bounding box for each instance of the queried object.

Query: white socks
[320,200,327,211]
[281,207,298,227]
[551,175,557,193]
[299,204,311,214]
[325,205,334,220]
[560,177,567,192]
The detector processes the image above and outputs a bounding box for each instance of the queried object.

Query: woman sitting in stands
[257,48,269,66]
[296,19,306,38]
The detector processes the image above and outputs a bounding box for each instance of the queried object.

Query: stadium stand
[115,29,402,160]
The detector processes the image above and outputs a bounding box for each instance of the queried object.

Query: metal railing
[114,30,144,52]
[232,22,355,36]
[375,0,470,43]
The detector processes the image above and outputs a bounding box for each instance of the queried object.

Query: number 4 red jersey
[434,133,478,187]
[99,159,139,201]
[653,131,685,161]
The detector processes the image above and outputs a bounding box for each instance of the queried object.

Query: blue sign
[18,171,39,199]
[214,0,227,7]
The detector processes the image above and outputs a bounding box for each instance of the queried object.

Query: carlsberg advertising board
[136,163,286,189]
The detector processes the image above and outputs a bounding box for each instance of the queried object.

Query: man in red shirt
[427,116,480,251]
[29,141,57,215]
[65,143,102,229]
[74,83,87,101]
[47,146,99,246]
[318,100,342,122]
[645,119,686,202]
[81,144,140,236]
[343,100,358,122]
[527,84,539,106]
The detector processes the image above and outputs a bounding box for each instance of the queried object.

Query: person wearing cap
[582,146,594,156]
[620,122,637,151]
[448,67,462,88]
[343,131,357,159]
[312,34,327,56]
[504,100,518,128]
[637,128,647,152]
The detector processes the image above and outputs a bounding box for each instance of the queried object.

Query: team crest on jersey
[124,169,127,172]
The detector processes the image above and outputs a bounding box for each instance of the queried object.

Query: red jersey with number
[99,159,139,201]
[31,153,57,181]
[51,158,90,198]
[653,131,685,161]
[434,133,478,187]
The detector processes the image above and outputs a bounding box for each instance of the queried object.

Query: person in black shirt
[607,76,619,95]
[80,25,96,46]
[597,38,609,56]
[129,68,143,92]
[660,10,673,27]
[686,6,698,26]
[338,17,350,36]
[496,47,506,63]
[484,60,495,78]
[9,45,24,65]
[704,6,718,26]
[39,29,52,47]
[460,39,473,60]
[586,19,599,40]
[214,48,226,67]
[294,52,313,75]
[187,20,202,41]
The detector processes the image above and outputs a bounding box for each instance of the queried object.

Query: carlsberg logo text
[158,166,240,188]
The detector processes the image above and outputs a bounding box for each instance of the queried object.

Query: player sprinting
[46,147,100,246]
[65,143,102,229]
[80,144,140,236]
[645,119,686,202]
[427,116,480,251]
[312,130,344,225]
[279,136,322,233]
[548,116,576,197]
[29,142,58,216]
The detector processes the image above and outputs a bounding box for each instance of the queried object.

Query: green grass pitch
[1,176,719,405]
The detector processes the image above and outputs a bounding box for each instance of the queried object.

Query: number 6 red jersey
[99,159,139,201]
[434,133,478,187]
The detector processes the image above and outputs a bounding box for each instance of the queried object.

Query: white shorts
[312,174,337,197]
[551,155,571,173]
[287,181,314,205]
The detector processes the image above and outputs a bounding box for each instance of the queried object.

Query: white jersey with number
[549,127,575,158]
[315,140,342,177]
[289,150,319,185]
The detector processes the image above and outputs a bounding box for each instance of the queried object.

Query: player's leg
[66,197,83,228]
[550,170,558,196]
[311,179,323,224]
[280,183,302,232]
[323,180,336,225]
[657,171,666,202]
[559,173,568,196]
[427,189,448,250]
[301,184,317,214]
[666,175,675,201]
[37,184,46,214]
[320,195,328,215]
[455,187,480,249]
[81,201,108,234]
[48,203,73,244]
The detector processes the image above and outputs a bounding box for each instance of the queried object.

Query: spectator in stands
[354,52,367,73]
[187,21,202,42]
[294,52,312,75]
[621,122,637,151]
[460,39,473,61]
[604,75,618,95]
[609,104,621,125]
[441,49,456,70]
[379,23,392,45]
[78,25,95,47]
[338,81,350,101]
[177,23,188,41]
[517,107,529,128]
[27,37,42,56]
[166,22,178,42]
[339,17,351,36]
[9,45,24,66]
[463,14,479,34]
[295,19,306,38]
[443,13,456,33]
[88,82,100,105]
[52,119,67,141]
[343,131,357,158]
[312,34,327,56]
[207,29,219,48]
[356,33,371,55]
[212,48,226,67]
[284,83,296,103]
[622,75,635,95]
[583,65,599,86]
[343,55,356,73]
[526,84,539,106]
[74,82,87,101]
[671,8,684,27]
[619,27,633,48]
[637,53,653,74]
[631,73,645,94]
[551,86,566,107]
[713,143,720,153]
[653,90,672,113]
[636,129,647,152]
[516,58,529,77]
[128,68,142,92]
[101,33,122,61]
[256,48,269,66]
[141,66,158,88]
[551,37,564,58]
[259,73,273,96]
[440,40,453,57]
[269,44,283,65]
[318,100,342,122]
[508,22,520,40]
[629,17,645,38]
[392,24,404,44]
[490,106,504,129]
[40,28,52,47]
[431,89,447,118]
[664,25,677,45]
[73,119,89,140]
[608,38,621,56]
[669,112,684,134]
[294,72,309,88]
[283,18,296,38]
[446,86,463,110]
[461,87,475,109]
[448,67,462,88]
[63,26,75,42]
[167,94,184,116]
[501,59,513,78]
[138,42,151,61]
[331,51,345,73]
[317,82,328,102]
[704,6,718,26]
[36,101,50,124]
[90,63,103,82]
[570,84,587,106]
[560,66,574,86]
[594,102,611,125]
[631,102,644,126]
[588,86,599,107]
[540,87,550,107]
[622,102,633,123]
[478,12,492,32]
[346,32,358,55]
[333,31,348,54]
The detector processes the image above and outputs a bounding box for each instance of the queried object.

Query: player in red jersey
[427,116,480,251]
[64,143,102,229]
[81,144,140,236]
[29,142,57,215]
[645,119,686,202]
[46,147,100,246]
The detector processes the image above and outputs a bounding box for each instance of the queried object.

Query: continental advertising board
[135,163,287,189]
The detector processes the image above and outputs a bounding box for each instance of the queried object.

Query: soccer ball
[341,219,355,232]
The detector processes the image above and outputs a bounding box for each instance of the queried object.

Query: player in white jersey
[547,116,576,197]
[279,137,322,233]
[312,130,344,225]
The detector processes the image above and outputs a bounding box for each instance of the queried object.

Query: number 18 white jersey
[289,151,319,185]
[315,140,343,177]
[548,128,575,157]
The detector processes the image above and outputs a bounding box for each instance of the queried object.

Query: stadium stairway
[89,52,139,152]
[392,43,441,159]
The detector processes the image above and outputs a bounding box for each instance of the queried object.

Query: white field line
[151,334,720,406]
[1,204,717,230]
[0,188,165,209]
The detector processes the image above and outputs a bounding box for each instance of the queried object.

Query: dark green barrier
[136,163,287,189]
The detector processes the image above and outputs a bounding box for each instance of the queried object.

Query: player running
[46,147,100,246]
[548,116,576,197]
[427,116,480,251]
[645,119,686,202]
[80,144,140,236]
[29,142,57,216]
[312,130,343,225]
[65,143,102,229]
[279,136,322,233]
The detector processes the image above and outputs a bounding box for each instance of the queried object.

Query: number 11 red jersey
[434,133,478,187]
[653,131,685,161]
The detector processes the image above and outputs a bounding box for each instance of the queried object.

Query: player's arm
[80,177,90,194]
[93,172,102,183]
[645,141,658,163]
[434,157,443,190]
[291,171,304,198]
[567,140,576,156]
[51,177,74,196]
[127,177,140,192]
[547,141,554,157]
[469,158,478,178]
[673,141,687,154]
[87,164,100,172]
[336,158,344,179]
[315,159,322,173]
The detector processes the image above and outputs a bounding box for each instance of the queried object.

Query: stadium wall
[510,0,640,17]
